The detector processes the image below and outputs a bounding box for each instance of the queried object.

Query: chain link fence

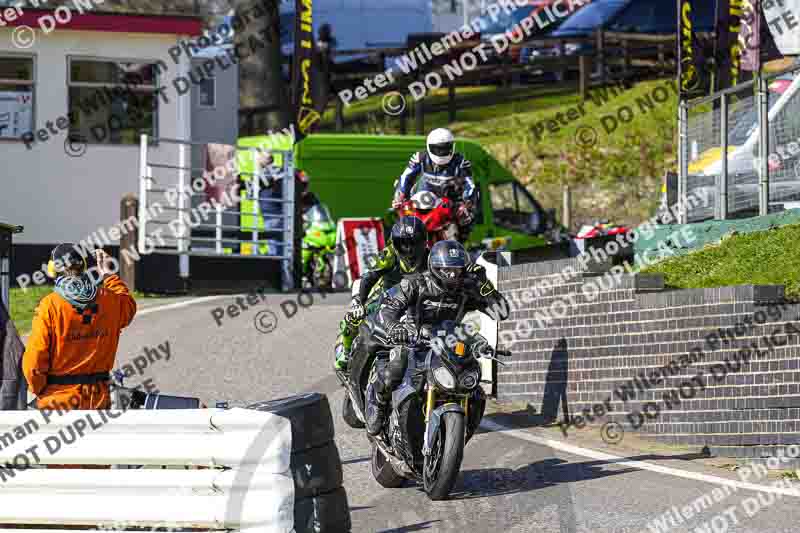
[679,63,800,222]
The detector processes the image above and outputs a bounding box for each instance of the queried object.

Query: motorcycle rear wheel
[342,395,365,429]
[423,412,465,500]
[371,443,406,488]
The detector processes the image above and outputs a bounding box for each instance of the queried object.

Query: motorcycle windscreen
[410,176,453,207]
[304,204,335,228]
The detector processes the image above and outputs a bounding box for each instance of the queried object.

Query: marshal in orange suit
[23,245,137,411]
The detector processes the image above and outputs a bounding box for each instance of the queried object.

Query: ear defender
[46,260,58,279]
[47,243,88,278]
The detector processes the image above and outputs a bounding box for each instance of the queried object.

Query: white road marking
[480,419,800,497]
[136,295,234,316]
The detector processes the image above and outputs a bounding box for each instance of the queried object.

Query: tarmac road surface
[115,292,800,532]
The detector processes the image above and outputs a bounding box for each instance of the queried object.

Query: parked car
[478,0,584,63]
[524,0,715,61]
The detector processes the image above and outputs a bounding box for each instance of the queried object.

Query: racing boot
[365,381,389,436]
[334,342,349,372]
[333,319,356,372]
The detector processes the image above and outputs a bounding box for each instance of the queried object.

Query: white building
[0,9,204,272]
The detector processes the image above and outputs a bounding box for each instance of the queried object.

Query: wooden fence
[238,30,708,137]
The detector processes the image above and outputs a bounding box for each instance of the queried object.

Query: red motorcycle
[394,178,460,245]
[575,220,629,239]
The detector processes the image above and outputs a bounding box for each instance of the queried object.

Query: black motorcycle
[337,319,511,500]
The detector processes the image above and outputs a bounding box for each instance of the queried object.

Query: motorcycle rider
[363,240,510,436]
[392,128,478,242]
[334,216,428,372]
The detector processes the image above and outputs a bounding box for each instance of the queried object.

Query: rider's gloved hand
[466,263,496,296]
[457,202,474,225]
[467,263,487,280]
[347,298,366,322]
[389,323,411,345]
[391,192,407,209]
[472,337,491,357]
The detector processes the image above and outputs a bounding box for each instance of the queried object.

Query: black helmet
[391,216,428,272]
[428,240,469,290]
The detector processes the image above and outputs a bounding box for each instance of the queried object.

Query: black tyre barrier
[247,392,335,452]
[291,441,344,500]
[111,386,200,410]
[294,487,352,533]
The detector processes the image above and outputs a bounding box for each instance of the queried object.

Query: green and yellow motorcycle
[302,203,337,288]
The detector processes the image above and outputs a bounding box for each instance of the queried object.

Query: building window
[0,55,35,140]
[198,76,216,108]
[67,58,160,145]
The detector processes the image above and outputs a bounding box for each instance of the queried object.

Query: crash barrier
[246,393,351,533]
[680,62,800,222]
[0,393,351,532]
[497,256,800,464]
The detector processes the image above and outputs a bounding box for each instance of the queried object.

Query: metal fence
[679,62,800,223]
[138,135,296,290]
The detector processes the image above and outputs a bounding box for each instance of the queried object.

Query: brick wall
[497,257,800,461]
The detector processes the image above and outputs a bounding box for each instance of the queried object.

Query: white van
[684,70,800,219]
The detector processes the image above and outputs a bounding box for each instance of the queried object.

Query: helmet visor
[428,142,453,157]
[394,237,416,257]
[433,266,464,286]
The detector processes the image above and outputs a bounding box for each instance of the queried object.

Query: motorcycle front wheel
[423,411,465,500]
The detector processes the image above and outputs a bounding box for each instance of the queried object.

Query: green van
[237,133,557,253]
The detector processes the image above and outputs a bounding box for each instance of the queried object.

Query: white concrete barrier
[463,253,504,386]
[0,408,295,532]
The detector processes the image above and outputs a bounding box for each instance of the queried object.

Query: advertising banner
[292,0,326,140]
[714,0,744,89]
[763,0,800,55]
[678,0,703,98]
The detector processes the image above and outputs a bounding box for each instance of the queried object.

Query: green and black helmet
[391,216,428,272]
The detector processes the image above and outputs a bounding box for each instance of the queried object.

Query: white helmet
[426,128,455,166]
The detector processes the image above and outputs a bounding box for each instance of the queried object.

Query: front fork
[424,387,469,421]
[423,386,469,456]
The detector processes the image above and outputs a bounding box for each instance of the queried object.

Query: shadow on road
[450,456,635,500]
[377,520,442,532]
[476,409,545,433]
[342,456,370,465]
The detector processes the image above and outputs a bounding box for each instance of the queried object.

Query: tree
[230,0,291,131]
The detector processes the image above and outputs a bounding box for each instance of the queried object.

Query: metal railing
[678,62,800,223]
[138,135,296,290]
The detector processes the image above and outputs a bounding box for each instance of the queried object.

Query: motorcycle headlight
[459,369,479,390]
[432,366,456,391]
